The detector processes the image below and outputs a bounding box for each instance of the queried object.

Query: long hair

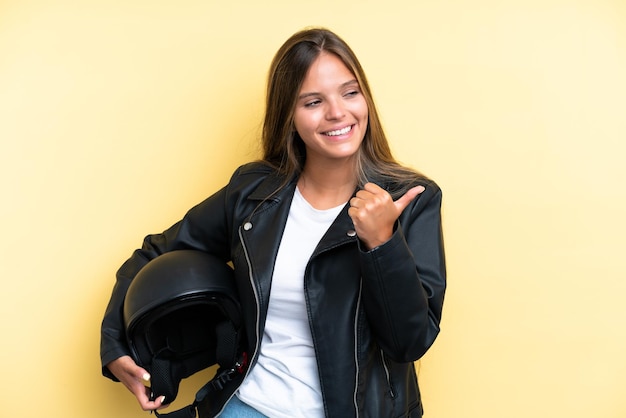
[261,28,425,198]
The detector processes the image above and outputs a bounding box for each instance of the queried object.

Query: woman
[101,27,446,417]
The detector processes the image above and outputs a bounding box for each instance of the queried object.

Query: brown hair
[261,27,424,198]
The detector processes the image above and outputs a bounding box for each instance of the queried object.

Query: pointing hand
[348,183,425,250]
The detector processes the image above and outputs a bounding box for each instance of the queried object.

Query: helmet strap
[151,321,247,418]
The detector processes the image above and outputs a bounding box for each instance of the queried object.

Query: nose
[325,98,345,120]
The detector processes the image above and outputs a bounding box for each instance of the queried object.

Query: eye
[304,99,321,108]
[344,89,360,98]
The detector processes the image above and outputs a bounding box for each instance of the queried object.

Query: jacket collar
[245,166,359,254]
[247,169,294,201]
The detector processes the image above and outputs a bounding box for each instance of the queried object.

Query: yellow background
[1,0,625,417]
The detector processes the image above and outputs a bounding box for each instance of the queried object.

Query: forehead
[300,52,357,91]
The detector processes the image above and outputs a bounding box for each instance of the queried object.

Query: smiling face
[293,52,369,167]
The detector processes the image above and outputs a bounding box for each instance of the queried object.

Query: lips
[323,125,353,137]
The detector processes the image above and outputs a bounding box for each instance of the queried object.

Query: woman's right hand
[106,355,167,411]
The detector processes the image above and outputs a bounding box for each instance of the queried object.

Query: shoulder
[231,161,275,177]
[227,161,277,187]
[225,161,291,201]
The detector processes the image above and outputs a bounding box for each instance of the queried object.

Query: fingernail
[142,373,151,381]
[160,396,166,404]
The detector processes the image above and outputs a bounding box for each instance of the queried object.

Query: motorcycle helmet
[123,250,245,414]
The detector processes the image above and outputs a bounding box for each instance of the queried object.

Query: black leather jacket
[101,162,446,418]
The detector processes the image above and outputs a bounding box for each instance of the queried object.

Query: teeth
[325,126,352,136]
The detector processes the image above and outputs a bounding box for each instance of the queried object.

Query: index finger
[362,182,386,194]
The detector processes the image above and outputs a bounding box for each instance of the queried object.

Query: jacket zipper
[215,226,262,417]
[379,349,396,398]
[352,281,363,418]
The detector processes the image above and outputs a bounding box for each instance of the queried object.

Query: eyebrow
[298,79,360,100]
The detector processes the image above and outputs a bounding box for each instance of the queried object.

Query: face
[293,52,369,166]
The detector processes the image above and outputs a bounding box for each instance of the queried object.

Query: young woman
[101,27,446,417]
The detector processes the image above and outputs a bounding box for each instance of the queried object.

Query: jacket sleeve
[358,181,446,362]
[99,181,234,379]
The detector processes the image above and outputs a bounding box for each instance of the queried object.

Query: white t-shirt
[236,187,345,418]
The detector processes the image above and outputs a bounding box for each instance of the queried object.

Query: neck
[297,160,357,210]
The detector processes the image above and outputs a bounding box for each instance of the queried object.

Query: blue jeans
[219,395,268,417]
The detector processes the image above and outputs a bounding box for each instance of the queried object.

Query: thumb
[394,185,425,213]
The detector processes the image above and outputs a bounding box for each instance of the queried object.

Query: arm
[354,183,446,362]
[100,186,233,411]
[100,184,232,377]
[100,163,271,377]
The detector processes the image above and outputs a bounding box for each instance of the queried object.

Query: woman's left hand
[348,183,425,250]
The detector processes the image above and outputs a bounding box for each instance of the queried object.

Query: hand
[348,183,425,250]
[106,355,167,411]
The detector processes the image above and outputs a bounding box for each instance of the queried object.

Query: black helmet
[124,250,245,417]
